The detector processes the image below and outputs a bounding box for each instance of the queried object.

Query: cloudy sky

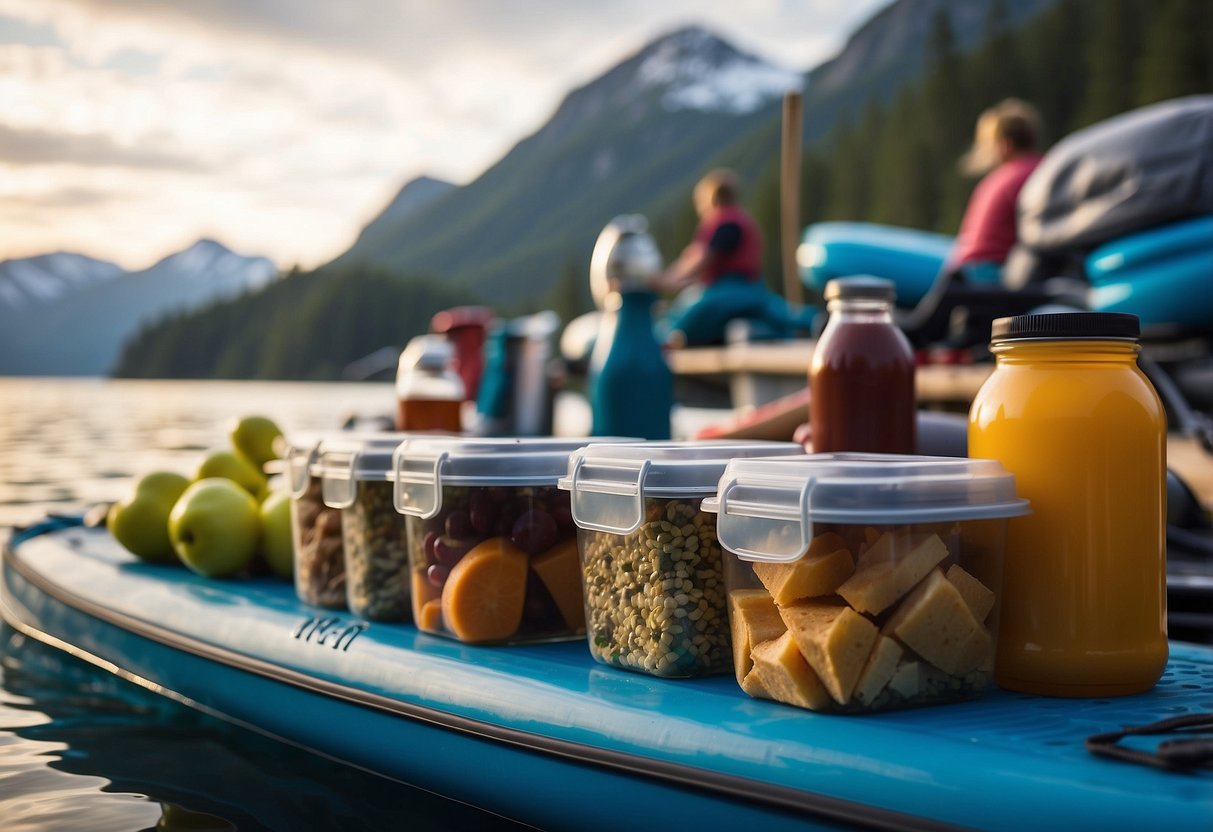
[1,0,887,271]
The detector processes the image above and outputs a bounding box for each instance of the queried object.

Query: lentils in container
[286,434,347,609]
[319,434,417,621]
[703,453,1029,714]
[558,441,804,678]
[394,436,634,645]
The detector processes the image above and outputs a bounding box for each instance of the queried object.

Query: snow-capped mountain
[139,238,276,297]
[0,239,276,376]
[633,27,802,115]
[333,26,796,299]
[532,25,800,150]
[0,252,123,311]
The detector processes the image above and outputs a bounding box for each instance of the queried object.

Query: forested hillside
[114,0,1210,380]
[112,266,477,380]
[737,0,1213,297]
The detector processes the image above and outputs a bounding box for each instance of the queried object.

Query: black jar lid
[824,275,895,302]
[991,312,1141,341]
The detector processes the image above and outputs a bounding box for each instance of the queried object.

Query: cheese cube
[886,659,951,700]
[729,590,788,684]
[779,602,878,704]
[837,531,949,615]
[945,564,995,623]
[750,631,831,710]
[752,532,855,606]
[883,569,992,675]
[740,667,772,700]
[852,635,904,706]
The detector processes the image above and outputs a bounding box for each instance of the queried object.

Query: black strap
[1086,712,1213,772]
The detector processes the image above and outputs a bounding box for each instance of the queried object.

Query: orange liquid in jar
[396,398,463,432]
[969,338,1167,696]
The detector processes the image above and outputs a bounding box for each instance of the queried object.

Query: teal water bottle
[587,216,673,439]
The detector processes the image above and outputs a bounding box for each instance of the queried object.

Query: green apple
[168,478,261,578]
[194,448,267,498]
[108,471,191,563]
[229,415,284,469]
[258,490,294,580]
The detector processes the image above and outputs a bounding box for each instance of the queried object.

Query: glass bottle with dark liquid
[809,276,915,453]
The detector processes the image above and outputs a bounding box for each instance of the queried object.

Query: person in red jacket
[654,168,763,292]
[652,168,812,346]
[945,98,1044,282]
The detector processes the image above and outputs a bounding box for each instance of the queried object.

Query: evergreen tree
[968,0,1028,110]
[871,92,936,230]
[921,8,971,156]
[547,257,592,326]
[1079,0,1145,127]
[1019,0,1086,139]
[1134,0,1213,106]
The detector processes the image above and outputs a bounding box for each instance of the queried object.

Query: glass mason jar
[809,276,915,454]
[969,312,1168,697]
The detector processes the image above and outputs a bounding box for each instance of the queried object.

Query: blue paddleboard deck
[3,522,1210,831]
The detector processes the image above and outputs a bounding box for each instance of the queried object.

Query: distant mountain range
[0,252,124,310]
[0,240,275,376]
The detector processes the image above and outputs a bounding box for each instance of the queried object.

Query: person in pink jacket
[946,98,1044,283]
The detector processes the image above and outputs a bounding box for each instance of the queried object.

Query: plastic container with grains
[558,441,804,678]
[702,453,1029,714]
[319,434,418,621]
[393,436,633,644]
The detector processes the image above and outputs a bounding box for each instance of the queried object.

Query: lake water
[0,377,530,831]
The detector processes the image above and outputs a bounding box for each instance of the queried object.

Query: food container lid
[557,440,805,535]
[701,453,1029,563]
[317,432,418,508]
[284,432,326,497]
[393,436,635,519]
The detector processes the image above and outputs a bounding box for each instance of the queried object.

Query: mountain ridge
[330,24,797,302]
[0,238,276,376]
[0,251,124,311]
[330,3,1053,303]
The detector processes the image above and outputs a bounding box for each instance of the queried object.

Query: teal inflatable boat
[3,517,1210,831]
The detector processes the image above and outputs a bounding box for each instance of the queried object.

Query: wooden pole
[780,90,804,305]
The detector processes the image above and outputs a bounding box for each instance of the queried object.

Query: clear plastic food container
[558,440,805,678]
[394,436,633,644]
[319,434,417,621]
[702,453,1029,714]
[286,433,346,609]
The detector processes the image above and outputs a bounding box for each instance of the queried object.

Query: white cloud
[0,0,890,269]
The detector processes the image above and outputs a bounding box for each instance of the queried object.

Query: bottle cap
[824,275,896,302]
[991,312,1140,342]
[399,335,454,372]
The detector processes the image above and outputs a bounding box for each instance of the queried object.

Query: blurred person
[652,168,811,347]
[945,98,1044,282]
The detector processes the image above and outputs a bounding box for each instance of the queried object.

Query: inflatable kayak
[4,518,1211,831]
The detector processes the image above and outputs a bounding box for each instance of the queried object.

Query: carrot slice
[441,537,528,642]
[530,538,586,629]
[418,598,444,632]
